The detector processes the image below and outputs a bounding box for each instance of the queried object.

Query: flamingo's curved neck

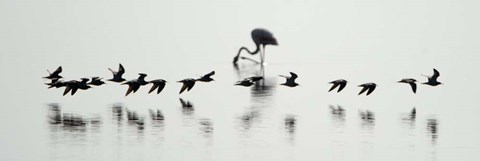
[233,44,260,64]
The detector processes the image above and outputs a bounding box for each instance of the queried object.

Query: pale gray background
[1,0,479,161]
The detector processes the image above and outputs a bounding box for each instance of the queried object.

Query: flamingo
[233,28,278,64]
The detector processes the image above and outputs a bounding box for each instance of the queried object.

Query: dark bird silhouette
[247,76,264,82]
[44,66,63,79]
[358,83,377,96]
[122,73,148,96]
[178,79,196,94]
[233,28,278,64]
[328,79,347,92]
[63,78,91,96]
[108,63,126,83]
[196,71,215,82]
[45,78,65,88]
[148,79,167,94]
[235,79,255,87]
[88,77,105,86]
[279,72,299,87]
[422,68,442,86]
[398,78,417,93]
[235,76,264,87]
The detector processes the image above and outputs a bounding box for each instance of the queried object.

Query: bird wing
[179,83,189,94]
[289,72,298,81]
[156,83,166,94]
[432,68,440,80]
[204,71,215,77]
[125,84,139,96]
[186,81,195,91]
[409,82,417,94]
[52,66,62,75]
[63,86,72,96]
[71,87,78,96]
[366,86,376,96]
[131,84,140,93]
[328,83,339,92]
[148,83,159,94]
[279,75,290,83]
[338,82,347,92]
[358,87,368,95]
[108,68,116,75]
[118,64,125,75]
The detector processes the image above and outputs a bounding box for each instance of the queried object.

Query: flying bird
[398,78,417,93]
[45,78,65,88]
[328,79,347,92]
[178,79,196,94]
[358,83,377,96]
[44,66,63,79]
[422,68,442,86]
[148,79,167,94]
[279,72,299,87]
[63,78,91,96]
[235,76,264,87]
[196,71,215,82]
[88,77,105,86]
[233,28,278,64]
[108,63,126,83]
[122,73,148,96]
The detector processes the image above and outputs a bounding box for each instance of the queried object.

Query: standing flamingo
[233,28,278,64]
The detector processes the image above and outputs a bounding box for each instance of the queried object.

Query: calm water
[2,0,480,160]
[1,61,479,161]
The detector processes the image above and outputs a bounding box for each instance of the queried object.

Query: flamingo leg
[262,45,266,64]
[259,45,265,64]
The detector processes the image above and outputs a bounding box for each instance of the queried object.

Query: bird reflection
[111,104,124,126]
[401,108,416,128]
[329,105,346,125]
[285,115,296,134]
[284,115,297,144]
[126,109,145,131]
[359,110,375,130]
[48,103,62,124]
[199,118,214,138]
[402,107,417,123]
[149,109,164,121]
[47,104,99,133]
[238,111,261,131]
[427,118,439,144]
[179,98,194,115]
